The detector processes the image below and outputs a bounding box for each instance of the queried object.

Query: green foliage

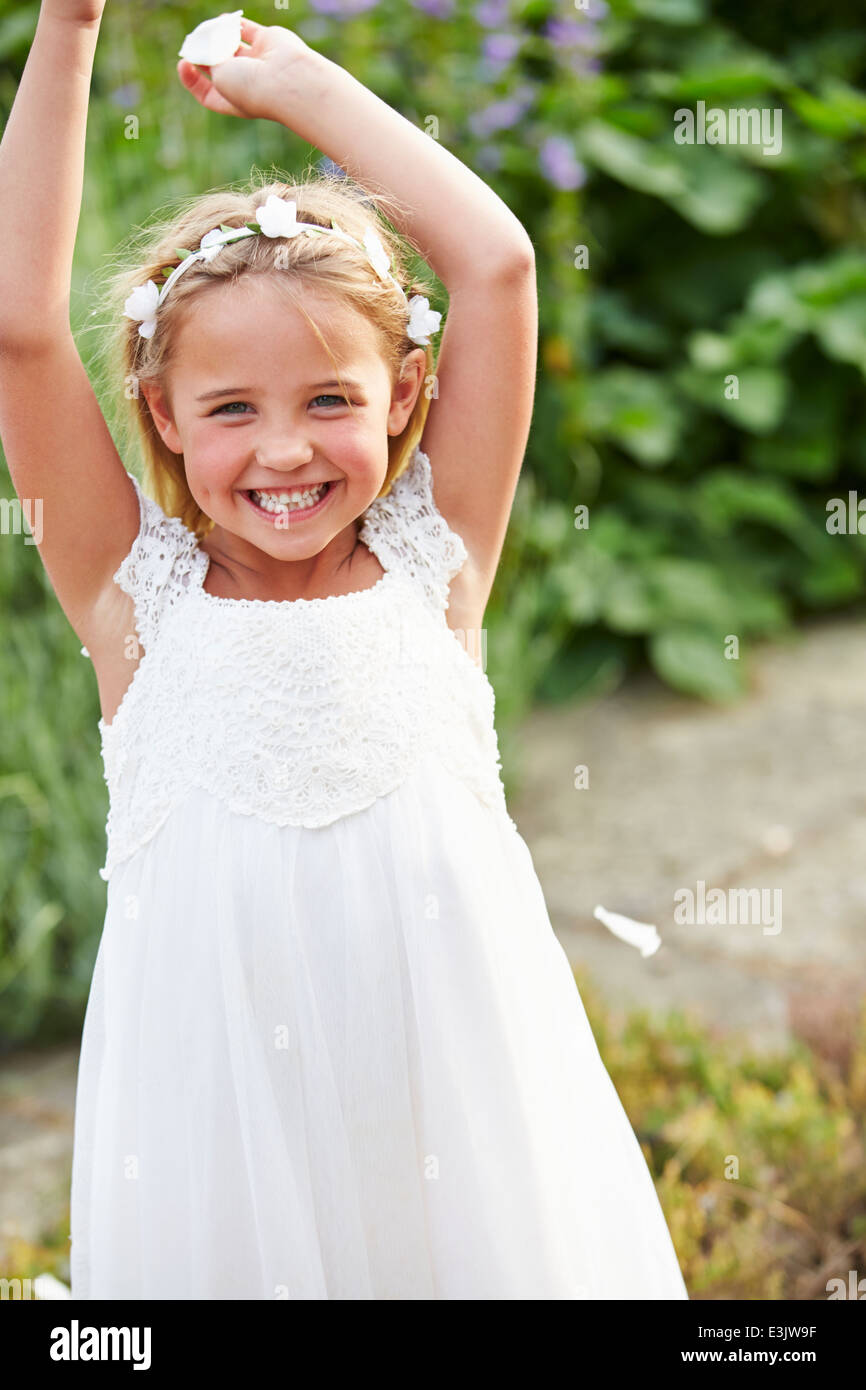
[2,0,866,1044]
[489,0,866,717]
[576,972,866,1300]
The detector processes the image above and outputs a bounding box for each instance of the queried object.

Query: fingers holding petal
[175,59,244,117]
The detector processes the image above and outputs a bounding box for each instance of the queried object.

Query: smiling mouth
[245,481,334,516]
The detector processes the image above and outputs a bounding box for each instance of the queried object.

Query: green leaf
[645,556,741,628]
[788,80,866,138]
[675,364,788,432]
[535,635,629,704]
[667,149,767,235]
[590,289,674,357]
[795,541,863,605]
[174,247,193,260]
[692,471,811,543]
[747,434,836,482]
[631,0,707,25]
[722,366,788,433]
[579,120,687,197]
[601,566,658,632]
[583,366,686,465]
[810,297,866,375]
[527,501,574,555]
[648,627,747,701]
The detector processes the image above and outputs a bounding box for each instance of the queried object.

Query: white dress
[69,443,689,1301]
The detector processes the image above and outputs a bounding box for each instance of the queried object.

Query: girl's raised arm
[0,0,140,648]
[180,18,538,622]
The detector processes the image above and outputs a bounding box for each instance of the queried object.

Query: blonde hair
[94,164,439,537]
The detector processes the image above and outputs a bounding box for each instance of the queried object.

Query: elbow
[488,237,536,281]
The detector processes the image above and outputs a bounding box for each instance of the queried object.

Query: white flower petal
[593,904,661,958]
[123,280,160,322]
[406,294,442,345]
[362,228,392,281]
[178,10,244,66]
[124,280,161,336]
[255,195,300,239]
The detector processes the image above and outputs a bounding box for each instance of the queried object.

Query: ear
[139,381,184,454]
[386,348,428,437]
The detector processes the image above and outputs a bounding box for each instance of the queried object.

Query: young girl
[0,4,688,1299]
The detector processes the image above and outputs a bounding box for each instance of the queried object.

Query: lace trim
[359,446,468,611]
[114,472,208,652]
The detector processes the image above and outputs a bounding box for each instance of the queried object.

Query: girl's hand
[177,16,310,122]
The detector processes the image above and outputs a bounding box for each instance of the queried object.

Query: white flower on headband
[123,280,160,340]
[406,295,442,346]
[178,9,244,67]
[198,227,236,261]
[121,196,445,345]
[255,195,302,239]
[363,227,393,282]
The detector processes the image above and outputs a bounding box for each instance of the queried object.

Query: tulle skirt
[69,758,688,1299]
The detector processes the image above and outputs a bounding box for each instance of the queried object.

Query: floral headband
[123,193,442,346]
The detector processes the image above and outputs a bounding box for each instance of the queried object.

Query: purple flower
[410,0,456,16]
[109,82,141,107]
[318,157,347,178]
[539,136,586,191]
[468,85,535,137]
[482,32,521,63]
[476,145,503,173]
[545,18,600,51]
[310,0,378,12]
[474,0,510,26]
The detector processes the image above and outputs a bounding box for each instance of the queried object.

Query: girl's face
[142,276,425,582]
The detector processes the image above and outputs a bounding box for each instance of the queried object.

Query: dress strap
[359,445,468,611]
[113,472,207,650]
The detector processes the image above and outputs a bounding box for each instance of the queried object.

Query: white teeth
[250,483,327,513]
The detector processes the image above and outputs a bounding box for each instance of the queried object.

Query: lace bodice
[93,444,511,880]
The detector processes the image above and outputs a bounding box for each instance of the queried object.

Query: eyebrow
[195,380,364,401]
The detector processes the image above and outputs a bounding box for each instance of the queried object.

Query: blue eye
[208,395,350,415]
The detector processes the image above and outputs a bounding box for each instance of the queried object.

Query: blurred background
[1,0,865,1299]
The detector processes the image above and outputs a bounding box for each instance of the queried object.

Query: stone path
[507,611,866,1061]
[2,611,865,1259]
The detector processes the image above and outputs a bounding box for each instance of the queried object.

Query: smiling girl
[0,3,688,1300]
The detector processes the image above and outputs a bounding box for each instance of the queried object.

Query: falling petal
[593,904,661,958]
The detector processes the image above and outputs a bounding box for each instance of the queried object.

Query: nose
[253,434,315,473]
